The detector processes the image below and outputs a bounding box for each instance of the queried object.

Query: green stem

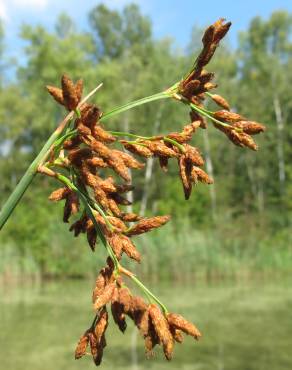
[54,129,77,148]
[130,275,168,314]
[55,173,119,270]
[0,125,68,230]
[100,91,169,122]
[109,131,153,140]
[163,137,185,153]
[189,102,232,129]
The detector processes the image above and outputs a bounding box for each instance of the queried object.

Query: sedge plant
[0,19,266,365]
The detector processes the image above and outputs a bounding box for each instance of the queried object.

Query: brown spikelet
[191,167,214,184]
[61,74,79,111]
[81,104,101,128]
[136,310,150,337]
[114,150,145,169]
[148,304,174,361]
[75,79,83,101]
[107,154,131,182]
[63,192,79,223]
[170,326,184,343]
[203,82,217,91]
[181,80,200,98]
[121,213,142,222]
[184,144,204,166]
[190,109,208,129]
[87,225,97,251]
[202,25,215,47]
[144,323,160,358]
[199,70,215,84]
[213,110,243,123]
[213,20,232,43]
[75,330,90,359]
[146,141,178,158]
[166,313,201,340]
[232,121,266,135]
[210,94,230,110]
[86,157,108,168]
[120,235,141,262]
[107,234,123,260]
[127,215,170,236]
[76,121,92,137]
[107,217,127,233]
[46,85,64,106]
[111,300,127,333]
[97,177,117,193]
[93,283,115,311]
[159,156,168,172]
[130,296,148,312]
[108,198,122,217]
[92,125,116,143]
[179,156,192,200]
[69,213,88,237]
[167,121,199,144]
[63,135,82,150]
[48,187,70,201]
[110,193,131,206]
[92,270,107,303]
[93,187,110,211]
[91,308,108,366]
[225,129,258,151]
[118,287,132,312]
[121,141,153,158]
[88,332,99,362]
[94,308,108,341]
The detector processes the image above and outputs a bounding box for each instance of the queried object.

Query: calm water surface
[0,279,291,370]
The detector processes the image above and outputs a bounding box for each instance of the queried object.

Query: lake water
[0,278,291,370]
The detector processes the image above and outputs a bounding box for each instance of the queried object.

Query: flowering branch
[0,18,266,366]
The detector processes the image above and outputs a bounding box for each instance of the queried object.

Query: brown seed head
[166,313,201,340]
[75,79,83,101]
[127,215,171,236]
[211,94,230,110]
[93,282,115,311]
[118,287,132,312]
[213,110,243,123]
[46,85,64,106]
[75,330,90,359]
[122,141,153,158]
[232,121,266,135]
[191,167,214,184]
[148,304,174,361]
[61,74,79,111]
[48,187,70,201]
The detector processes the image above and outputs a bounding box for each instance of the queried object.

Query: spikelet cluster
[74,258,201,363]
[178,18,265,149]
[42,18,266,367]
[46,74,202,365]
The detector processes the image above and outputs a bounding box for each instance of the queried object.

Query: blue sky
[1,0,292,65]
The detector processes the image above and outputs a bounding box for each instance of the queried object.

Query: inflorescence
[40,19,266,365]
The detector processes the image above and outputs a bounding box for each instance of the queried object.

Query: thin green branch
[100,91,170,122]
[130,274,168,314]
[163,137,185,153]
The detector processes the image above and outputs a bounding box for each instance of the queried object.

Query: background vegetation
[0,4,291,281]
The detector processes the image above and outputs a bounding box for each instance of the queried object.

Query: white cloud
[12,0,48,8]
[0,0,8,20]
[0,0,49,21]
